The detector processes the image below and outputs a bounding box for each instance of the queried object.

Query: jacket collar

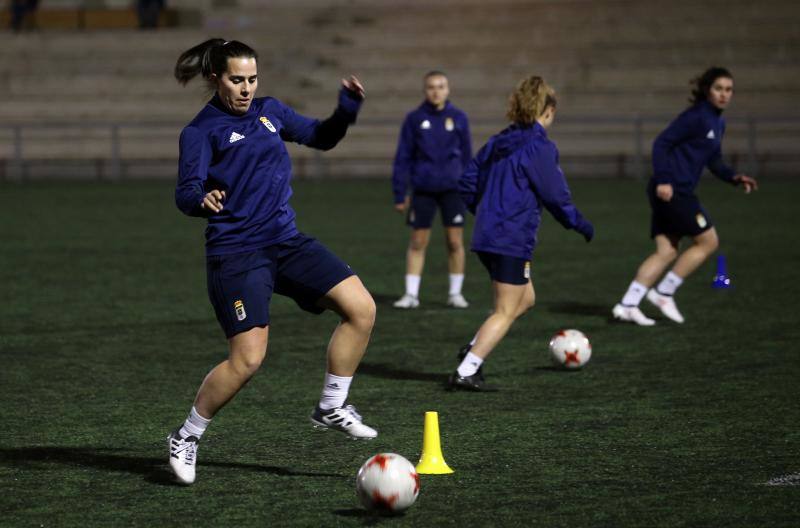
[421,100,450,113]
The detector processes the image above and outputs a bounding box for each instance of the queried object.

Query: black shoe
[457,343,485,381]
[447,371,498,392]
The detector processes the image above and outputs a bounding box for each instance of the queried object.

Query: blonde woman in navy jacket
[451,76,593,391]
[613,67,758,326]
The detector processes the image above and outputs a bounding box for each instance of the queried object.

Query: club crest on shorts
[445,117,454,131]
[260,116,276,133]
[696,213,708,228]
[233,300,247,321]
[524,262,531,279]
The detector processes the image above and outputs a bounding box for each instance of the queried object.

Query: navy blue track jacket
[652,100,736,194]
[392,101,472,203]
[460,122,592,260]
[176,89,361,256]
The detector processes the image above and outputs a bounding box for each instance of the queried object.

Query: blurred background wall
[0,0,798,181]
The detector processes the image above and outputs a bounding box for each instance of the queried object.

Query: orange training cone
[416,411,454,474]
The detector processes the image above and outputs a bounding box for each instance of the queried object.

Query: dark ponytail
[689,66,733,105]
[174,38,258,87]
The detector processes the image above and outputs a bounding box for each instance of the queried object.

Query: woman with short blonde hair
[451,75,593,391]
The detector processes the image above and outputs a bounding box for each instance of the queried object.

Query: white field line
[764,473,800,486]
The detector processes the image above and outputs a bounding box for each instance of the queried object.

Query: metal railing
[1,116,798,181]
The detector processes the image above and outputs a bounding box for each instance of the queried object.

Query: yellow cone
[416,411,454,474]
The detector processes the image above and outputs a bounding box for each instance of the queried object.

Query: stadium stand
[0,0,798,180]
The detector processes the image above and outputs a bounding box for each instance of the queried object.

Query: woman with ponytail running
[166,38,378,485]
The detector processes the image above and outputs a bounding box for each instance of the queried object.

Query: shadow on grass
[544,301,612,319]
[357,362,444,383]
[370,292,400,308]
[0,446,344,486]
[533,365,582,373]
[333,508,404,525]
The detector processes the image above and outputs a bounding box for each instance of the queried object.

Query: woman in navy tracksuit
[391,71,473,309]
[613,67,758,326]
[166,39,378,485]
[451,76,594,391]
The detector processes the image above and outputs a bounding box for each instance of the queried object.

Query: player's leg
[310,275,378,439]
[394,228,430,308]
[449,281,531,391]
[449,253,531,391]
[472,281,533,359]
[613,234,679,325]
[317,275,376,377]
[395,192,435,308]
[168,249,274,484]
[444,226,468,307]
[193,327,269,418]
[670,227,719,278]
[272,234,378,439]
[647,227,719,323]
[168,327,269,484]
[441,191,469,308]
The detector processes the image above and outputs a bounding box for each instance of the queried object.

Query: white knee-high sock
[405,274,421,297]
[621,280,648,307]
[656,271,684,296]
[179,407,211,440]
[318,373,353,411]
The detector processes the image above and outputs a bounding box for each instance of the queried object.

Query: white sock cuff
[179,406,211,439]
[448,273,465,296]
[405,274,421,297]
[457,351,484,377]
[621,280,648,307]
[190,406,211,426]
[319,372,353,411]
[657,271,684,295]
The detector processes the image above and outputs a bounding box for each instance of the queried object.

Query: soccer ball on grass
[549,329,591,369]
[356,453,420,514]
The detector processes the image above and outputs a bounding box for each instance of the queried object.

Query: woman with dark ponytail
[613,67,758,326]
[167,38,377,485]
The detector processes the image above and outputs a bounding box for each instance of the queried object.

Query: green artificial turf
[1,178,798,527]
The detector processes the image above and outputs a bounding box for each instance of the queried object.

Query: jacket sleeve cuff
[652,174,673,185]
[337,87,363,122]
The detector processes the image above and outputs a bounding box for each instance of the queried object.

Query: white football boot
[646,289,685,323]
[167,429,198,484]
[447,293,469,308]
[310,404,378,440]
[446,293,469,308]
[392,294,420,309]
[612,303,656,326]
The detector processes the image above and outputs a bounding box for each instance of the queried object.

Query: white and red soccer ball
[549,329,592,369]
[356,453,420,514]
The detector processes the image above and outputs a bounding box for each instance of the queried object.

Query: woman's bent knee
[231,350,265,379]
[345,291,376,333]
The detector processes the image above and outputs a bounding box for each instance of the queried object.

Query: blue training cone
[712,254,731,289]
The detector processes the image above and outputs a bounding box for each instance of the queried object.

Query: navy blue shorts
[206,233,354,338]
[649,186,713,238]
[407,190,466,229]
[476,251,531,285]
